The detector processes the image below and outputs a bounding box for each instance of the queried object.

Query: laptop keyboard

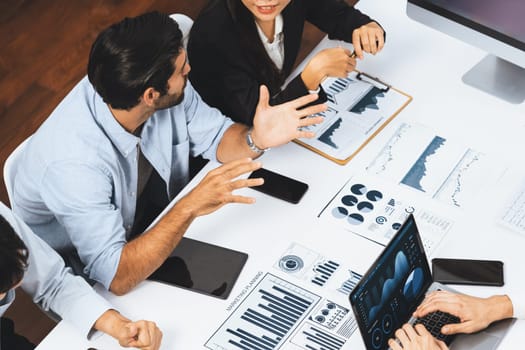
[414,311,460,344]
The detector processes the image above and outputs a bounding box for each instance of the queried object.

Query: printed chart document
[295,71,411,164]
[317,173,453,255]
[366,122,508,209]
[205,242,366,350]
[500,177,525,235]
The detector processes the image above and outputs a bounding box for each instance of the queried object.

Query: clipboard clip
[356,72,390,93]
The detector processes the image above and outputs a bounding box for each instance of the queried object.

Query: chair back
[170,13,193,49]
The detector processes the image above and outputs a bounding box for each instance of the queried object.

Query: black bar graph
[311,260,339,287]
[206,274,321,350]
[325,77,354,106]
[290,324,346,350]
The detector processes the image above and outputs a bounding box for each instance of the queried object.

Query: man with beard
[11,12,325,296]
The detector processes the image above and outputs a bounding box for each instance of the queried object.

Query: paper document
[500,178,525,235]
[295,71,411,164]
[318,173,453,255]
[367,122,507,209]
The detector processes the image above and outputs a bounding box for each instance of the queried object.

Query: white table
[36,0,525,349]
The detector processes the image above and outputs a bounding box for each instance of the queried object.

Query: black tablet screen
[147,237,248,299]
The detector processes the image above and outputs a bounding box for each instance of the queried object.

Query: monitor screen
[407,0,525,104]
[349,215,432,350]
[412,0,525,51]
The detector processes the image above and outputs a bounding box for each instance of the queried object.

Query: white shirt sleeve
[0,203,112,339]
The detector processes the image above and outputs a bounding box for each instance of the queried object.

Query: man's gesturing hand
[251,85,325,150]
[180,158,264,217]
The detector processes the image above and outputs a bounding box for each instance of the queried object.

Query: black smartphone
[432,258,504,286]
[248,168,308,204]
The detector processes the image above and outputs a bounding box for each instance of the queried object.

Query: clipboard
[293,70,412,165]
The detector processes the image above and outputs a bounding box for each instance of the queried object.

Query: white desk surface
[36,0,525,349]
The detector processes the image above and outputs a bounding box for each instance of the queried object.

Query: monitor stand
[462,55,525,104]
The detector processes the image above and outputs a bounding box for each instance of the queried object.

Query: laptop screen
[349,214,433,350]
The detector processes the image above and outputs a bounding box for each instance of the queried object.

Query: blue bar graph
[206,274,321,350]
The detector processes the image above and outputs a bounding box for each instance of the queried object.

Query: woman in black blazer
[187,0,385,126]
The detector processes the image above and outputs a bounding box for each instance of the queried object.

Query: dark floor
[0,0,333,345]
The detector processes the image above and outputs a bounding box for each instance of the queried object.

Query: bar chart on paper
[295,71,411,163]
[205,274,320,350]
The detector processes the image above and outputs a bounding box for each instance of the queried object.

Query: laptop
[349,214,515,350]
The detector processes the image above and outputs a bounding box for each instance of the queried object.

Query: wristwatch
[246,128,268,155]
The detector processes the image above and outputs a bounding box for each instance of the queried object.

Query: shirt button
[130,192,135,197]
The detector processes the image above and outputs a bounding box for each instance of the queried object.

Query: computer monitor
[407,0,525,104]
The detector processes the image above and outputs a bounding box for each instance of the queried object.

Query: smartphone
[432,258,504,286]
[248,168,308,204]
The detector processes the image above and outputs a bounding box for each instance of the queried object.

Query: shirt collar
[92,87,140,158]
[255,14,284,44]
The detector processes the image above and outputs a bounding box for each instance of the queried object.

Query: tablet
[147,237,248,299]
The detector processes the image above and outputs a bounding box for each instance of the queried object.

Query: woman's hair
[87,11,183,110]
[0,215,29,294]
[225,0,286,94]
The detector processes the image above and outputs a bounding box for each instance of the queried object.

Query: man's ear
[142,87,160,107]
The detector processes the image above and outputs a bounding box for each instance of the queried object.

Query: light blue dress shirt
[0,202,112,338]
[12,76,234,289]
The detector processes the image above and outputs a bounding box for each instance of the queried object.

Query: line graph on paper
[367,123,435,178]
[367,123,508,208]
[401,136,447,193]
[433,149,487,207]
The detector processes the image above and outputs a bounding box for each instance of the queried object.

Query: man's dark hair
[0,215,29,294]
[87,11,183,110]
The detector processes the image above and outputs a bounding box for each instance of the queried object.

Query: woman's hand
[301,47,356,90]
[352,21,385,59]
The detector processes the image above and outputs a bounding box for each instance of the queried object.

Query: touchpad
[450,333,500,349]
[450,318,515,350]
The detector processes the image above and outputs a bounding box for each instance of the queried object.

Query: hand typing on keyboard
[414,310,459,344]
[413,291,514,335]
[389,324,448,350]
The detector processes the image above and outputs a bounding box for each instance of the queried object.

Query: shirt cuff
[64,291,113,339]
[308,87,321,94]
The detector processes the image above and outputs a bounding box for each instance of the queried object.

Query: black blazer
[188,0,376,125]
